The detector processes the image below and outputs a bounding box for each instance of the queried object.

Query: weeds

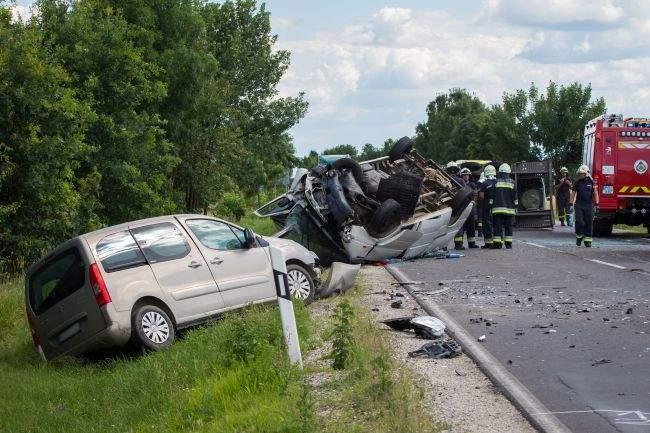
[330,299,354,370]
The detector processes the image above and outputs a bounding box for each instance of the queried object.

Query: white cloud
[482,0,624,29]
[9,4,34,22]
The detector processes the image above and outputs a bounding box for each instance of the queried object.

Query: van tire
[367,198,402,237]
[450,185,475,216]
[286,263,316,305]
[332,158,365,187]
[388,136,413,162]
[132,305,175,351]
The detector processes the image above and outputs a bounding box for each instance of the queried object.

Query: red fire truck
[583,114,650,236]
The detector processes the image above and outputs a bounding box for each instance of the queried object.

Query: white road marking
[532,409,650,426]
[521,241,550,249]
[588,259,626,270]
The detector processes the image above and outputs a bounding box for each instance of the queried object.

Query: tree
[322,144,358,158]
[414,88,488,162]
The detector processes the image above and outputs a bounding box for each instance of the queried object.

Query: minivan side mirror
[243,228,256,249]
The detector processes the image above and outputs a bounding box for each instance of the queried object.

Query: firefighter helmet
[577,164,589,175]
[460,167,471,175]
[498,163,511,174]
[560,167,568,173]
[446,161,459,170]
[483,164,496,177]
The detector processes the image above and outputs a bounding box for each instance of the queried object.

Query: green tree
[414,88,488,162]
[322,144,359,158]
[0,8,95,270]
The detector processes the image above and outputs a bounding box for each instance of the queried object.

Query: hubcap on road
[142,311,170,344]
[288,270,311,299]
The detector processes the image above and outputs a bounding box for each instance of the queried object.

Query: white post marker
[269,245,303,368]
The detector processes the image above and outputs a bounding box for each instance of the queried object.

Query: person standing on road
[555,167,573,226]
[478,165,497,249]
[476,171,486,237]
[571,165,599,248]
[492,163,517,249]
[454,167,478,249]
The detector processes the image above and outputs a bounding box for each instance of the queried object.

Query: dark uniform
[479,178,496,248]
[572,177,596,245]
[555,176,572,226]
[492,173,517,249]
[454,180,478,249]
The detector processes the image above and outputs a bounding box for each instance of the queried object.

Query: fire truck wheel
[388,136,414,162]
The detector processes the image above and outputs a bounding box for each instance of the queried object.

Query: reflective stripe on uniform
[492,207,515,215]
[485,239,493,244]
[495,182,514,189]
[504,236,513,242]
[468,237,476,242]
[584,237,593,242]
[576,234,584,239]
[493,239,502,244]
[454,236,464,241]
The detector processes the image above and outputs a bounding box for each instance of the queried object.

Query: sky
[11,0,650,156]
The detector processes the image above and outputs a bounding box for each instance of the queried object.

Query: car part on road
[316,262,361,299]
[382,315,446,338]
[408,339,462,359]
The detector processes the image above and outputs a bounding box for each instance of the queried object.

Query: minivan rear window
[29,248,86,315]
[96,231,147,272]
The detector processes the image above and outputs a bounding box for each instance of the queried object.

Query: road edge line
[384,264,572,433]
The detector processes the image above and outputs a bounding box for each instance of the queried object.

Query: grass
[614,224,647,234]
[239,211,278,236]
[309,284,445,433]
[0,277,313,433]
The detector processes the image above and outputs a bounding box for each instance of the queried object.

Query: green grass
[310,285,445,433]
[614,224,647,234]
[0,277,313,433]
[239,211,278,236]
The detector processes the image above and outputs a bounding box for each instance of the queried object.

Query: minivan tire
[388,136,414,162]
[332,157,365,187]
[132,305,175,351]
[450,185,475,217]
[286,264,316,304]
[367,198,402,237]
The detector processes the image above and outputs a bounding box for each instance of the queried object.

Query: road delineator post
[269,245,303,368]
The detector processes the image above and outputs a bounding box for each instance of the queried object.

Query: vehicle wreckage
[255,137,475,264]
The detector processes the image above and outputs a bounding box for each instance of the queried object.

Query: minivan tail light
[89,263,111,307]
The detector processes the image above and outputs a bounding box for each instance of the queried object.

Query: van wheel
[388,136,414,162]
[286,264,315,304]
[132,305,175,350]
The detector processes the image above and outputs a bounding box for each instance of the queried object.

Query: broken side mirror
[243,228,256,248]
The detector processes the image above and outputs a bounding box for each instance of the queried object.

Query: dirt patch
[361,265,536,433]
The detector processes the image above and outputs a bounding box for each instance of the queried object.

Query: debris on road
[591,358,612,366]
[390,300,403,309]
[317,262,361,299]
[382,315,446,339]
[408,339,463,359]
[478,335,486,342]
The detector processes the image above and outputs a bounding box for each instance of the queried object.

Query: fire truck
[583,114,650,236]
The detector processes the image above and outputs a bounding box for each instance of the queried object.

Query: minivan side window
[29,248,86,315]
[131,223,190,263]
[96,231,147,272]
[185,219,244,251]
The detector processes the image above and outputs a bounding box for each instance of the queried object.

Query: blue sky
[12,1,650,156]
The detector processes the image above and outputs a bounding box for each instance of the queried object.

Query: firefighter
[555,167,573,226]
[492,163,517,249]
[454,167,478,249]
[478,165,497,249]
[571,165,599,247]
[446,161,466,187]
[476,172,486,237]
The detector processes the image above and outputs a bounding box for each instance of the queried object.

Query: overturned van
[256,137,475,264]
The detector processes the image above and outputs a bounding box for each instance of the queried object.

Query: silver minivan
[25,214,319,361]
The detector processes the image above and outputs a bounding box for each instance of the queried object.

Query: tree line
[0,0,306,272]
[307,82,606,172]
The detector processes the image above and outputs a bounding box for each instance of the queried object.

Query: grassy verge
[0,277,312,433]
[614,224,647,234]
[239,210,278,236]
[309,285,445,433]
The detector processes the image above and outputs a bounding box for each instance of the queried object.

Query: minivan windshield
[29,248,86,315]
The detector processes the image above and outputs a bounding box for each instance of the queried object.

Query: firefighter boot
[584,236,592,248]
[492,241,502,249]
[505,242,512,249]
[455,242,465,250]
[560,217,565,227]
[576,236,583,246]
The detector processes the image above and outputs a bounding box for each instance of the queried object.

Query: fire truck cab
[583,113,650,236]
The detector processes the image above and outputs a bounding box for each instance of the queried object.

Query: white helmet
[479,172,486,182]
[560,166,568,173]
[460,167,471,175]
[498,163,511,174]
[446,161,459,170]
[483,164,496,177]
[577,164,589,175]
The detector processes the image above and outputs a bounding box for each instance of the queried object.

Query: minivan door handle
[188,261,203,268]
[210,257,223,265]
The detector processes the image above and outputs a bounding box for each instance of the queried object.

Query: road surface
[392,226,650,433]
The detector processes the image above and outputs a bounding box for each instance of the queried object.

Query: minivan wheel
[132,305,175,350]
[286,264,315,304]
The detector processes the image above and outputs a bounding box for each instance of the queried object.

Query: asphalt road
[393,226,650,433]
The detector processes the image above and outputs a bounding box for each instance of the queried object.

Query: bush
[216,191,247,222]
